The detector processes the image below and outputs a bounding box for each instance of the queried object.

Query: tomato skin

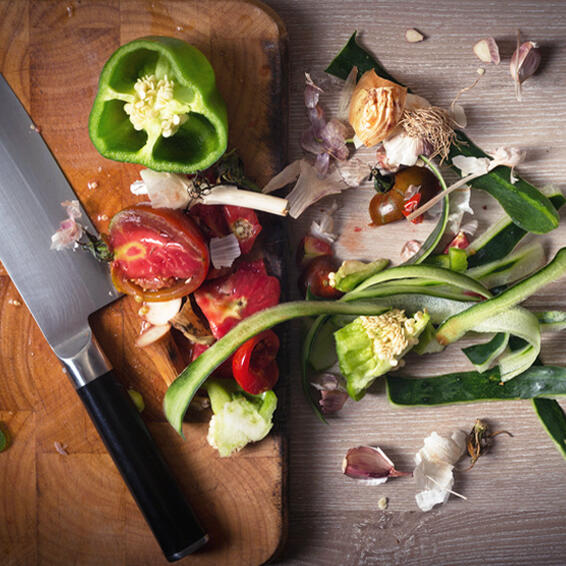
[299,256,343,299]
[232,330,280,394]
[223,205,262,254]
[109,204,209,301]
[194,261,280,339]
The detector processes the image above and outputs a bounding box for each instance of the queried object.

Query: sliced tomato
[190,203,230,239]
[223,205,262,254]
[109,204,209,301]
[232,330,280,394]
[194,260,280,338]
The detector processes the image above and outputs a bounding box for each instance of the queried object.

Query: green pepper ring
[89,36,228,173]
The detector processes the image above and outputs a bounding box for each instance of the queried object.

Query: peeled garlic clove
[405,28,424,43]
[348,70,407,147]
[473,37,500,64]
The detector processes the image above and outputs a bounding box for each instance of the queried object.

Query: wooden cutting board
[0,1,288,565]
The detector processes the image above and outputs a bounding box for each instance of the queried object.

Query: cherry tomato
[223,205,262,254]
[296,235,333,268]
[368,166,440,226]
[298,256,343,299]
[232,330,280,394]
[109,204,209,301]
[194,260,280,338]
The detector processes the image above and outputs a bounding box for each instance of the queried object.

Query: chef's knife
[0,74,207,562]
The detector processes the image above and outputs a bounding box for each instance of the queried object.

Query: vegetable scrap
[405,29,425,43]
[342,445,411,484]
[89,37,228,173]
[54,441,69,456]
[473,37,500,65]
[464,418,512,470]
[510,30,541,101]
[0,426,8,452]
[414,431,467,512]
[128,389,146,413]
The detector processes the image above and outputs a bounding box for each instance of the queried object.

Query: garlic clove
[473,37,500,65]
[342,445,411,482]
[510,31,541,101]
[405,28,425,43]
[311,372,348,414]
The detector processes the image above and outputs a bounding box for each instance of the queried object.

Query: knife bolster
[60,329,111,388]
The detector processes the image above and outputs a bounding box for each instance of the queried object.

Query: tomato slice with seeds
[194,260,280,339]
[190,203,230,239]
[109,204,209,302]
[232,330,280,394]
[223,205,262,254]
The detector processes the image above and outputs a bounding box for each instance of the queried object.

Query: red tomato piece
[401,192,423,224]
[296,235,333,268]
[232,330,280,394]
[298,256,343,299]
[109,204,209,301]
[190,203,230,239]
[443,231,471,253]
[223,205,262,254]
[194,261,280,339]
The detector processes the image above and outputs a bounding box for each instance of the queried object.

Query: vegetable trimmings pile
[159,30,566,507]
[53,29,565,507]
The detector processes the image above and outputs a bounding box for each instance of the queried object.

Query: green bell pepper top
[89,36,228,173]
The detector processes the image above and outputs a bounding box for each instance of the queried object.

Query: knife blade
[0,74,207,561]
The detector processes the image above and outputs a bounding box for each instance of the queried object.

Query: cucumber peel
[532,398,566,460]
[448,132,559,234]
[436,248,566,346]
[386,365,566,406]
[164,300,391,434]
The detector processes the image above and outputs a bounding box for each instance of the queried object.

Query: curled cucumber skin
[436,248,566,345]
[164,300,392,434]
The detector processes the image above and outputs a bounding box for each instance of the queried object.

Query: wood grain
[261,1,566,564]
[0,1,287,565]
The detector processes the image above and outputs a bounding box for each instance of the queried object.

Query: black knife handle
[77,370,208,562]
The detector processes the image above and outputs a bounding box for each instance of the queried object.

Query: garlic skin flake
[414,430,466,512]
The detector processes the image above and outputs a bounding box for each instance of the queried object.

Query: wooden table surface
[260,1,566,564]
[1,1,566,565]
